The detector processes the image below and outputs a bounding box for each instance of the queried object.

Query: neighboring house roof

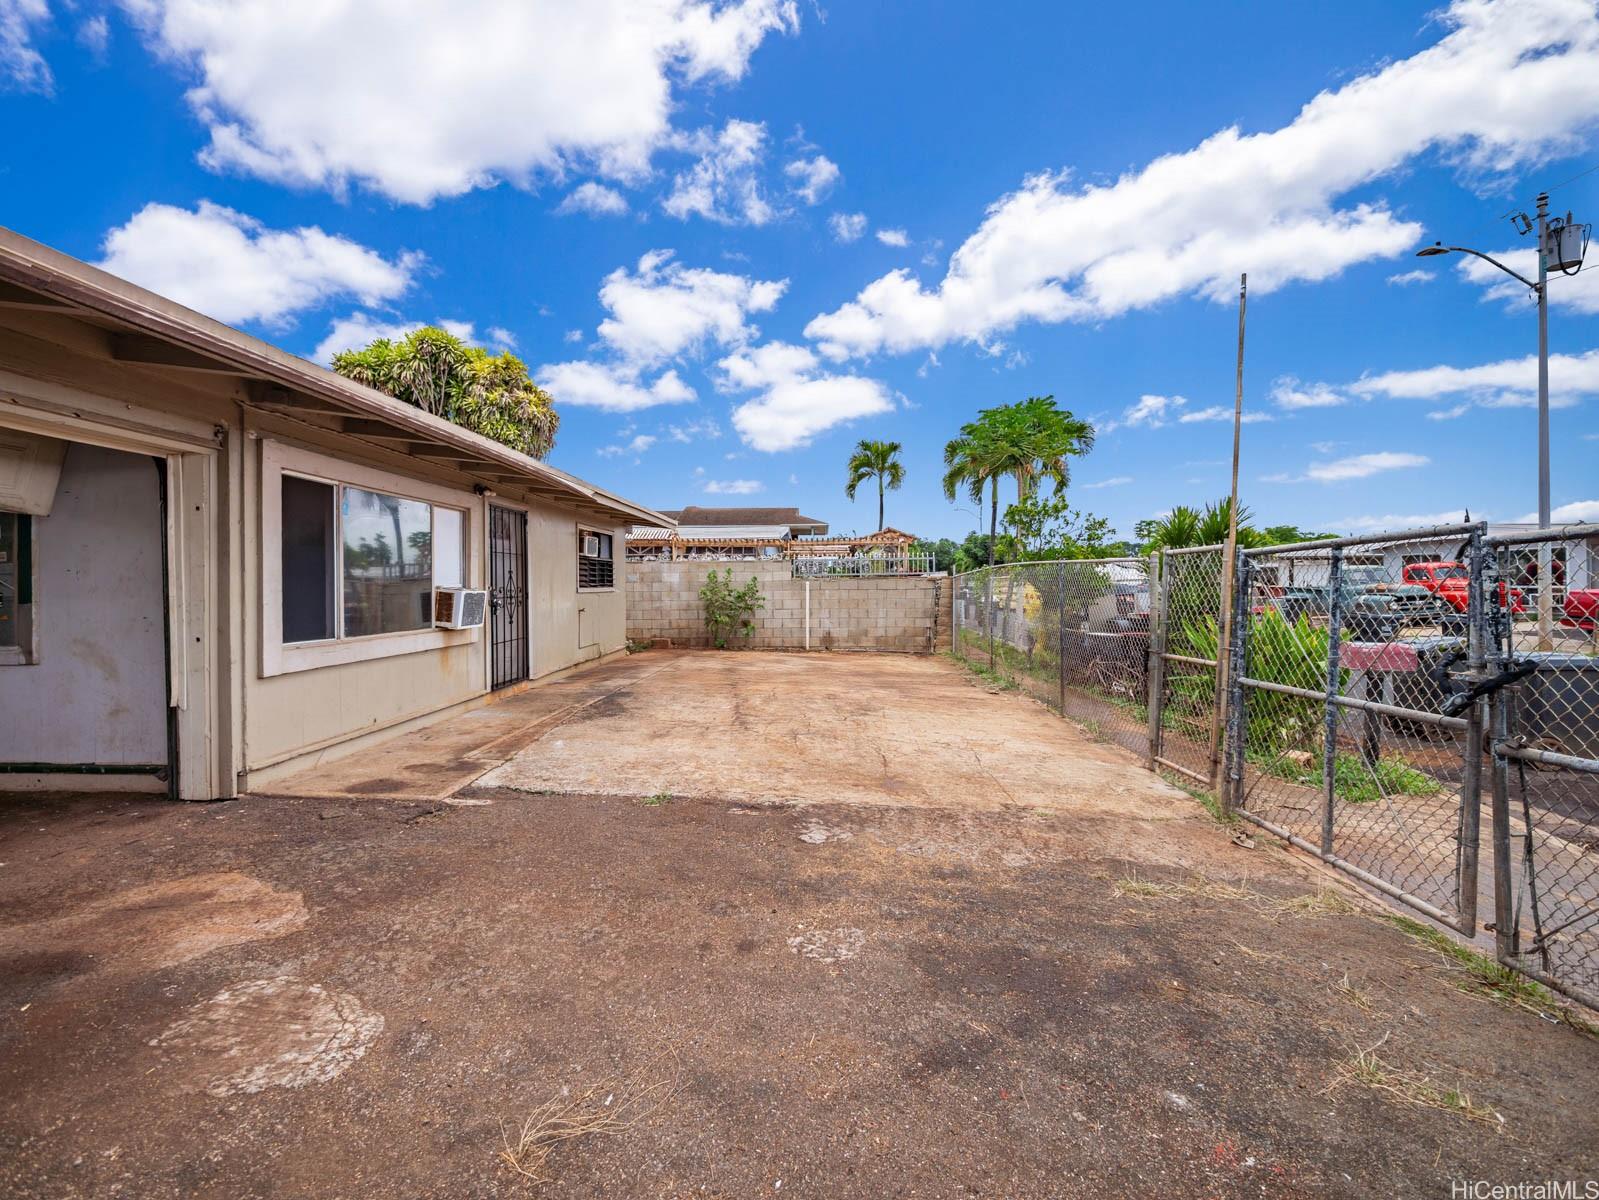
[630,524,791,541]
[0,226,672,529]
[656,506,828,535]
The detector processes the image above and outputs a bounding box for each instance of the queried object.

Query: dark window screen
[281,476,336,643]
[578,530,614,589]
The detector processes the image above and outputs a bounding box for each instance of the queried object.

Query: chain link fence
[950,558,1154,761]
[947,521,1599,1009]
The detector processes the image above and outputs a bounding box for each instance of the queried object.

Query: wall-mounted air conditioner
[581,534,601,558]
[434,588,488,629]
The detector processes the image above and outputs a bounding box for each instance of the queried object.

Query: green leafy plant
[332,326,560,458]
[699,568,764,649]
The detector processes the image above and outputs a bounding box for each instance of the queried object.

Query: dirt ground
[2,650,1597,1198]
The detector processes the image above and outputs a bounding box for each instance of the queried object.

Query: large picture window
[578,528,614,590]
[280,474,467,644]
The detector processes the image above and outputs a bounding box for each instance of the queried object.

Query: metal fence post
[1321,547,1345,856]
[985,570,995,670]
[1145,551,1168,771]
[1455,523,1487,932]
[951,571,959,658]
[1483,541,1518,963]
[1223,550,1252,814]
[1057,560,1068,712]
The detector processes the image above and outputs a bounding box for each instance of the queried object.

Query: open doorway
[0,441,172,790]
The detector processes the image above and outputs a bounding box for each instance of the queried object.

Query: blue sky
[3,0,1597,541]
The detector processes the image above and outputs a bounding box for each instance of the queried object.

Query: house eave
[0,226,673,530]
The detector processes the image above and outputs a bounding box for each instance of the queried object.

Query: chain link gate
[1225,525,1487,934]
[1146,546,1228,786]
[1484,524,1599,1009]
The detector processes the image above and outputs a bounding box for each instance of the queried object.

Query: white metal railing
[791,553,937,577]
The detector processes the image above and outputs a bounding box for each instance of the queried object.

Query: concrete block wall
[626,560,944,653]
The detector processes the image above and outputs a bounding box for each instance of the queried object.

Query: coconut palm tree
[844,439,906,531]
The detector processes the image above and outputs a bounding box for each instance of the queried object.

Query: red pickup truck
[1401,561,1526,614]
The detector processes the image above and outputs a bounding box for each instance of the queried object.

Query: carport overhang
[0,227,674,531]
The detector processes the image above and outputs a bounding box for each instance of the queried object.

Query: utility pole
[1209,273,1246,792]
[1535,193,1553,651]
[1414,194,1591,652]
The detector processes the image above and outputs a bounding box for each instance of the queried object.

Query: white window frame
[576,523,616,593]
[261,440,479,677]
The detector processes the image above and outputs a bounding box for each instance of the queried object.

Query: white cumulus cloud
[593,248,786,365]
[312,313,482,365]
[1102,393,1186,432]
[784,153,839,204]
[805,0,1599,361]
[1272,377,1347,410]
[1,0,51,93]
[1177,405,1271,424]
[123,0,799,204]
[558,182,629,217]
[1513,499,1599,523]
[663,118,775,225]
[702,477,763,494]
[874,228,909,248]
[829,212,867,243]
[537,360,696,413]
[99,201,421,328]
[1266,451,1430,484]
[719,341,895,451]
[1456,245,1599,314]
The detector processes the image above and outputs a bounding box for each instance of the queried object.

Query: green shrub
[700,569,764,649]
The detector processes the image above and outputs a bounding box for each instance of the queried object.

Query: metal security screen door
[488,505,528,689]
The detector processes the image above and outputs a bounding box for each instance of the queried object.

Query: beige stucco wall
[626,560,945,653]
[0,309,637,796]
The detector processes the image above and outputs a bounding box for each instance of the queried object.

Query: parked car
[1276,566,1452,640]
[1401,560,1526,614]
[1564,587,1599,631]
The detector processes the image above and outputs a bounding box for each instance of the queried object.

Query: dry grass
[1334,971,1377,1014]
[1113,873,1359,920]
[499,1052,678,1186]
[1112,874,1254,904]
[1328,1035,1503,1129]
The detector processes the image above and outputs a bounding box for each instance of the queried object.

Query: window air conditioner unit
[581,534,601,558]
[434,587,487,629]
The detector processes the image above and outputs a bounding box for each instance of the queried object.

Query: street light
[1417,192,1590,649]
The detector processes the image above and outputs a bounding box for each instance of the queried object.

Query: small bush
[700,568,764,649]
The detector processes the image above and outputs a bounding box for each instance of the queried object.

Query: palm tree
[844,439,906,531]
[1005,395,1097,504]
[943,397,1097,567]
[1139,498,1255,552]
[942,419,1008,569]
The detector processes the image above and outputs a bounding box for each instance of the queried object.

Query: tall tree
[333,326,560,459]
[844,439,905,531]
[943,396,1096,567]
[942,418,1007,569]
[1003,395,1096,507]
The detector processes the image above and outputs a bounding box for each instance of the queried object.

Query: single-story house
[0,227,670,800]
[656,505,829,537]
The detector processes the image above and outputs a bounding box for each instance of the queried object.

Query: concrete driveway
[2,650,1597,1198]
